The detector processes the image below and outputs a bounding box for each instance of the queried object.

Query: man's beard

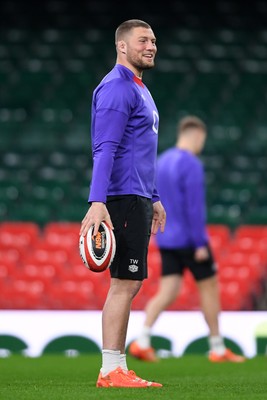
[130,57,155,72]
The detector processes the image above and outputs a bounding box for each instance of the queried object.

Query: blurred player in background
[80,19,166,387]
[129,115,246,363]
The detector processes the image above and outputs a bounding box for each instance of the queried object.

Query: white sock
[120,353,128,372]
[137,326,151,349]
[209,336,226,356]
[101,349,120,376]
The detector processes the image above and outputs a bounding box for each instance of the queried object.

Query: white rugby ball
[79,221,116,272]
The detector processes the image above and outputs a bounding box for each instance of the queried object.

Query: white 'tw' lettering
[130,259,138,265]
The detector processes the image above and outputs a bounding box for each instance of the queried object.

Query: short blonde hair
[178,115,207,136]
[115,19,151,44]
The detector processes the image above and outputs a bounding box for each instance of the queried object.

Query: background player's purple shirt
[156,148,208,249]
[88,64,160,203]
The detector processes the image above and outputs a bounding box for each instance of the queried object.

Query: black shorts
[106,195,153,280]
[159,245,217,281]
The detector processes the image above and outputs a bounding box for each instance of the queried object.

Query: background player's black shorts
[159,245,217,281]
[106,195,153,280]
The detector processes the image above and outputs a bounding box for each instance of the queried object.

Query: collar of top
[116,64,145,88]
[133,75,144,87]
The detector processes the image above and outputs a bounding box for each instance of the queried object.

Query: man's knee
[111,278,143,299]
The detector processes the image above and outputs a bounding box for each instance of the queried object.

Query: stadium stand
[0,222,266,311]
[0,0,267,310]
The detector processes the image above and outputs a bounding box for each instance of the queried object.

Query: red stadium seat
[219,265,255,293]
[0,260,17,281]
[1,280,47,309]
[221,251,261,268]
[233,227,267,259]
[219,281,252,310]
[0,222,41,248]
[43,222,80,251]
[23,247,69,265]
[44,222,81,234]
[48,280,99,310]
[15,262,61,291]
[207,224,231,242]
[227,238,267,266]
[207,224,231,258]
[0,222,41,265]
[0,247,30,264]
[218,256,265,295]
[62,261,95,282]
[235,225,267,240]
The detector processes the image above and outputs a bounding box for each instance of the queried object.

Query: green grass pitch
[1,354,267,399]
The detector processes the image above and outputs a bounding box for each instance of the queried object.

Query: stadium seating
[0,222,41,247]
[0,221,266,311]
[0,1,267,310]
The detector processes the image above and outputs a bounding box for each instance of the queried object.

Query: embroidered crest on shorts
[128,264,139,273]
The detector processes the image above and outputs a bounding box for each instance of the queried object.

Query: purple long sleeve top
[156,147,208,249]
[88,64,160,203]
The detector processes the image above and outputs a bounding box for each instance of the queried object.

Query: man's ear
[117,40,126,54]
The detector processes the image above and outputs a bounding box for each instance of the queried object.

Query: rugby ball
[79,222,116,272]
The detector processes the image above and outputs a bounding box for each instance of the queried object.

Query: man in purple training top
[80,19,166,388]
[130,115,246,363]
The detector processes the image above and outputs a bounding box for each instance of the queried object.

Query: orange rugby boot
[96,366,161,388]
[209,348,246,363]
[129,341,159,362]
